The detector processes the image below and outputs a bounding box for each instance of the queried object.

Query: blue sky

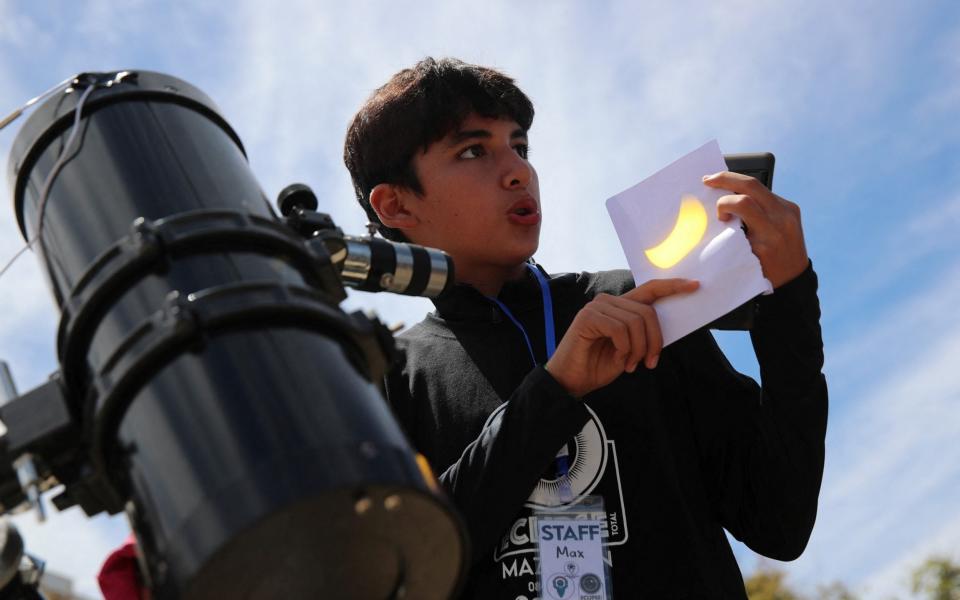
[1,1,958,597]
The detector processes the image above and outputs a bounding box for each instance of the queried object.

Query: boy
[344,57,826,598]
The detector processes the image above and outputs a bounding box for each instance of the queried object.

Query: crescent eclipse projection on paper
[644,195,708,269]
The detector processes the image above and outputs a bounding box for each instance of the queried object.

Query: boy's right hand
[545,279,699,398]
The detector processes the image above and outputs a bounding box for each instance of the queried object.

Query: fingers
[550,277,698,396]
[703,171,808,288]
[704,170,776,213]
[624,278,700,304]
[611,279,699,368]
[705,171,791,239]
[577,302,633,362]
[702,170,769,197]
[716,193,768,232]
[591,294,663,371]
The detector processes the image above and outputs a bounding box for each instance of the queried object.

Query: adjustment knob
[277,183,318,216]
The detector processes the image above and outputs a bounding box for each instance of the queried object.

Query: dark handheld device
[706,152,776,331]
[724,152,775,189]
[0,71,466,599]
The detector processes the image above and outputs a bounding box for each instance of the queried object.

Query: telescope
[0,70,467,599]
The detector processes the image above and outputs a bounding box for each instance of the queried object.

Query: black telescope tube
[7,71,465,599]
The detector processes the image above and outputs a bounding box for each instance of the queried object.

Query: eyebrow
[445,127,527,147]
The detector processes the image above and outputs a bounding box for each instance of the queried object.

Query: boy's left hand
[703,171,808,288]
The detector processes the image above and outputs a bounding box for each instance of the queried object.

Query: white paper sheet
[605,139,772,346]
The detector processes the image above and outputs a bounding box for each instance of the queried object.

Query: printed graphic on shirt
[483,403,629,581]
[524,409,607,509]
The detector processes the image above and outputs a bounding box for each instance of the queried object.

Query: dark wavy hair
[343,57,534,241]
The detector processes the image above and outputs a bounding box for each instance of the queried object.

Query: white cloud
[70,0,153,45]
[860,511,960,600]
[762,259,960,597]
[825,258,960,390]
[0,4,48,48]
[0,47,60,390]
[905,195,960,239]
[903,24,960,159]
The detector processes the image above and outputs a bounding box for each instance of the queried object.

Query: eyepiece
[339,237,455,298]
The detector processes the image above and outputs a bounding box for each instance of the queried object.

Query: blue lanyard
[488,263,556,366]
[488,264,573,500]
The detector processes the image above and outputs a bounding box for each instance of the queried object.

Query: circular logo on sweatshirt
[483,403,609,508]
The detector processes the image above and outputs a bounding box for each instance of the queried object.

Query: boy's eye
[458,145,485,159]
[514,143,529,159]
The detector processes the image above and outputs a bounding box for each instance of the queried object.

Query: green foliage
[815,581,860,600]
[743,555,960,600]
[745,563,804,600]
[744,562,860,600]
[911,556,960,600]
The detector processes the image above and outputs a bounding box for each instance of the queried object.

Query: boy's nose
[501,152,533,189]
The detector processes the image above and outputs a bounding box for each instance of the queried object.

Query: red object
[98,534,146,600]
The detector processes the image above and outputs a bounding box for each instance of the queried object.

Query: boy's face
[403,113,541,281]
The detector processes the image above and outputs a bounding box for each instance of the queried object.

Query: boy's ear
[369,183,419,231]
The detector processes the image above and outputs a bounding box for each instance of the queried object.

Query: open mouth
[507,198,541,225]
[508,197,538,216]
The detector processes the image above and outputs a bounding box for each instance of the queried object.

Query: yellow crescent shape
[644,194,708,269]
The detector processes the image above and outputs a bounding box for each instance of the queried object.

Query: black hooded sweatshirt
[385,264,827,599]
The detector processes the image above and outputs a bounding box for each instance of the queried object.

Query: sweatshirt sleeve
[676,263,827,560]
[385,360,590,564]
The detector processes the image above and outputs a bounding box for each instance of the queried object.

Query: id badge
[535,496,612,600]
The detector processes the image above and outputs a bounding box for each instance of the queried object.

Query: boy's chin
[469,239,539,271]
[506,246,539,266]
